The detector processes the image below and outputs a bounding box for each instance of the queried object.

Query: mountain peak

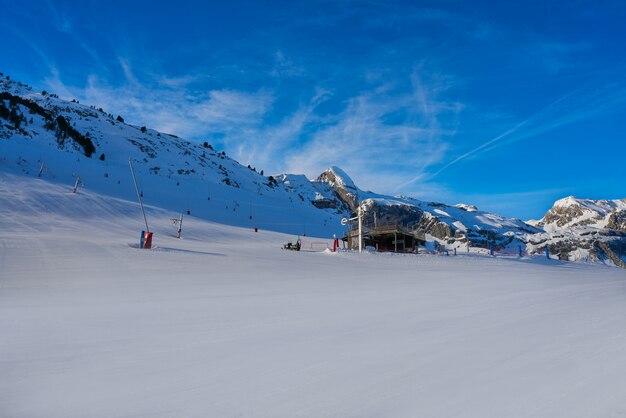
[316,166,357,190]
[550,196,626,214]
[314,167,360,211]
[539,196,626,233]
[553,196,582,208]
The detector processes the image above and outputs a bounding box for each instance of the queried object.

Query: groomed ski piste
[1,172,626,418]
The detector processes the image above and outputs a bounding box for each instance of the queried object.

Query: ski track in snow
[1,174,626,418]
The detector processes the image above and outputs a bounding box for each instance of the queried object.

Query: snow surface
[2,173,626,418]
[452,220,467,232]
[433,208,450,217]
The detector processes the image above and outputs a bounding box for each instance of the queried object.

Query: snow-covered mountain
[529,196,626,232]
[526,197,626,267]
[1,73,625,266]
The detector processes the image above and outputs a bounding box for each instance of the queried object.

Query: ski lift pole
[129,158,149,232]
[72,176,81,193]
[343,204,363,252]
[177,213,183,238]
[358,205,363,253]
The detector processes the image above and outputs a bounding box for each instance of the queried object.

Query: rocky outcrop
[596,240,626,268]
[416,214,453,241]
[540,197,626,230]
[360,200,423,227]
[606,209,626,232]
[315,166,360,211]
[542,204,589,227]
[276,173,351,215]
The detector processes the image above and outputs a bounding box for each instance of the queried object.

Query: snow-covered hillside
[0,74,347,238]
[2,169,626,418]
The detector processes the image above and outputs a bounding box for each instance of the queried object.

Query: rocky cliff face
[607,210,626,231]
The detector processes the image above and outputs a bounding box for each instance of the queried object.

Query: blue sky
[2,0,625,219]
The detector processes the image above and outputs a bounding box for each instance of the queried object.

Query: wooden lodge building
[342,223,426,253]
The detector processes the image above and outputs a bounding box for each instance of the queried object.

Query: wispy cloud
[44,67,75,98]
[44,0,72,34]
[429,68,626,179]
[192,89,273,127]
[117,57,139,86]
[283,70,460,191]
[43,0,106,69]
[270,50,306,78]
[227,87,331,169]
[44,58,274,140]
[43,54,460,192]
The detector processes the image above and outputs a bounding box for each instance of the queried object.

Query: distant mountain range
[2,73,624,267]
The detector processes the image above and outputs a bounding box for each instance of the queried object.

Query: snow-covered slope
[0,74,344,238]
[3,169,626,418]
